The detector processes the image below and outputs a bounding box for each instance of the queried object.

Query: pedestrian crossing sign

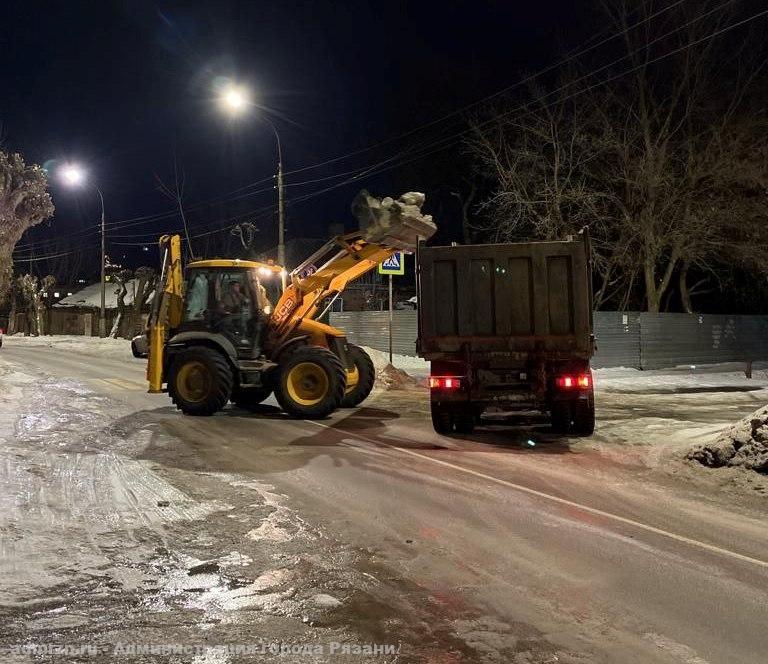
[378,251,405,275]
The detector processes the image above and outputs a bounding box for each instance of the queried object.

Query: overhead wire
[15,0,762,260]
[15,0,688,255]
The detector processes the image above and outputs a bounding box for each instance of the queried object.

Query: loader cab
[180,259,282,358]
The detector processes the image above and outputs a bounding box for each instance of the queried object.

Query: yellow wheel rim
[176,360,212,403]
[344,366,360,394]
[286,362,330,406]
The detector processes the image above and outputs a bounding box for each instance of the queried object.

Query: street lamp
[217,82,286,270]
[59,163,108,338]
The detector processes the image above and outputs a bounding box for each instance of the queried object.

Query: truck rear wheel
[169,346,233,416]
[573,398,595,436]
[275,346,346,419]
[231,385,272,410]
[340,345,375,408]
[454,413,475,435]
[431,403,453,434]
[552,399,595,436]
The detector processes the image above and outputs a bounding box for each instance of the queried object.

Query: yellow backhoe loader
[144,191,436,419]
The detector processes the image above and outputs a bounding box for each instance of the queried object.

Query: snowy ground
[2,337,768,662]
[6,334,768,460]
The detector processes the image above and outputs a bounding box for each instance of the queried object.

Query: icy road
[1,338,767,664]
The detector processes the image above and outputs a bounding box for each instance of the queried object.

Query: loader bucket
[353,190,437,251]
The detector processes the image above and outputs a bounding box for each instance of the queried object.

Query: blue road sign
[378,251,405,275]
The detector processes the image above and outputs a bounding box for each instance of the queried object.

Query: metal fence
[329,311,419,357]
[330,310,768,369]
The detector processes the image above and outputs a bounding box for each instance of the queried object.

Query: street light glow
[60,164,86,187]
[219,84,250,114]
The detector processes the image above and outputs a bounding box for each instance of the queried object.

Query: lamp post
[218,83,286,269]
[60,164,107,337]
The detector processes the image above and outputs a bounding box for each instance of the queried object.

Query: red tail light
[555,373,591,389]
[429,376,461,390]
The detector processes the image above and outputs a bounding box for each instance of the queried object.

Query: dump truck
[417,232,595,435]
[145,191,436,419]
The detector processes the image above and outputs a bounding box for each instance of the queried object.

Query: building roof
[54,279,153,310]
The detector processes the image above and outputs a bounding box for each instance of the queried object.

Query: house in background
[52,278,152,335]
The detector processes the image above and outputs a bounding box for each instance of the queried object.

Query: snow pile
[6,333,134,359]
[593,363,768,393]
[687,405,768,473]
[361,346,425,389]
[351,190,437,250]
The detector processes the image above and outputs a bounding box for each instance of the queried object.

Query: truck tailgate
[418,236,593,357]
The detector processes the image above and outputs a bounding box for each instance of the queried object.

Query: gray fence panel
[329,311,418,357]
[639,313,768,369]
[740,315,768,360]
[592,312,641,368]
[330,310,768,369]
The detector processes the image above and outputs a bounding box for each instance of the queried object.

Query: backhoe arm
[267,191,436,348]
[147,234,184,393]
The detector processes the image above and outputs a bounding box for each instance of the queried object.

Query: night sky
[2,0,592,274]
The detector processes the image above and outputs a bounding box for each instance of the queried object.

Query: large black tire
[340,345,376,408]
[454,413,475,435]
[431,403,454,434]
[168,346,233,416]
[551,402,571,434]
[231,385,273,410]
[274,346,346,419]
[572,398,596,436]
[551,399,595,436]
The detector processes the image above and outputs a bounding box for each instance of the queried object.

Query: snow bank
[687,405,768,474]
[594,363,768,393]
[5,333,134,359]
[360,346,428,389]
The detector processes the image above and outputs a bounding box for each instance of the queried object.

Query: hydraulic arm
[267,191,436,349]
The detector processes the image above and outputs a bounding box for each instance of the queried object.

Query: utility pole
[265,117,286,290]
[97,188,106,338]
[388,274,393,364]
[277,156,285,268]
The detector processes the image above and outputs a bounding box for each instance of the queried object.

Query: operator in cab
[220,281,247,314]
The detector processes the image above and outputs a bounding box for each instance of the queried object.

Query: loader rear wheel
[169,346,233,416]
[275,346,345,419]
[231,385,273,410]
[340,345,376,408]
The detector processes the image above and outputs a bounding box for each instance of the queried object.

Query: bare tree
[125,266,156,338]
[469,0,768,312]
[110,267,156,339]
[111,269,133,338]
[0,151,54,303]
[450,179,478,245]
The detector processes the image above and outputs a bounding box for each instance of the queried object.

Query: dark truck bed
[417,233,595,435]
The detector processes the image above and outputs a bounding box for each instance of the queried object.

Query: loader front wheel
[340,345,376,408]
[169,346,233,416]
[275,346,345,419]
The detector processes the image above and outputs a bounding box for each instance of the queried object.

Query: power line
[14,0,761,259]
[15,0,689,254]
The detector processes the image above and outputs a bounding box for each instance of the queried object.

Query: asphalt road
[2,343,767,664]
